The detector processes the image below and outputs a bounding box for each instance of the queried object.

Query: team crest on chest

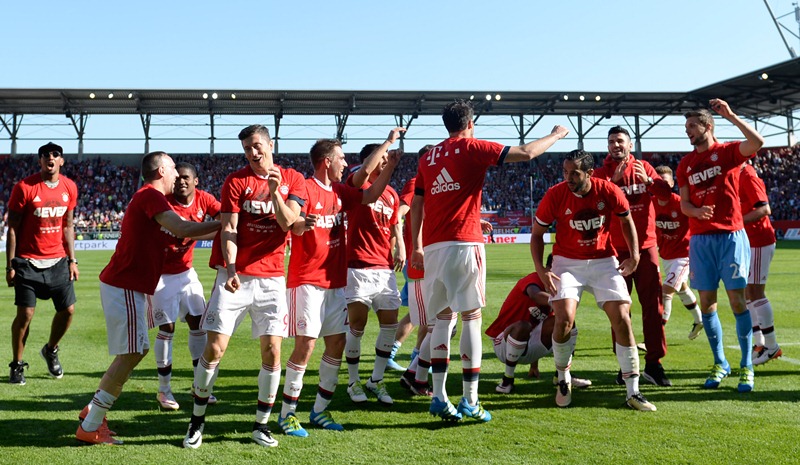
[196,209,204,219]
[62,193,69,202]
[280,185,289,196]
[710,153,718,162]
[597,201,605,211]
[671,211,678,218]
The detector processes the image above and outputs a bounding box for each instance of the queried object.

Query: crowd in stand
[1,144,798,236]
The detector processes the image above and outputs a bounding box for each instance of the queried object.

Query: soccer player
[531,149,655,411]
[739,162,781,365]
[677,99,764,392]
[7,142,78,385]
[410,99,569,422]
[76,151,221,445]
[652,165,702,339]
[592,126,673,387]
[183,125,307,449]
[148,162,221,410]
[278,133,402,437]
[486,254,591,394]
[343,141,405,406]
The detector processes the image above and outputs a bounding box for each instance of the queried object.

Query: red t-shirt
[209,165,307,277]
[592,155,670,251]
[99,185,173,294]
[287,178,363,288]
[162,189,221,275]
[345,175,399,269]
[399,176,423,280]
[739,164,775,247]
[415,138,508,247]
[8,173,78,259]
[485,272,551,339]
[535,179,630,260]
[653,192,691,260]
[676,141,752,235]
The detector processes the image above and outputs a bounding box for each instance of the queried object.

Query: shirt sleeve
[221,174,241,214]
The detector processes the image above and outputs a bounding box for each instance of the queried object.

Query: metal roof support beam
[335,113,349,144]
[395,114,414,152]
[789,110,796,146]
[274,114,282,156]
[577,115,584,150]
[140,114,151,154]
[68,113,88,160]
[209,114,216,156]
[634,115,642,159]
[513,114,544,144]
[1,114,22,156]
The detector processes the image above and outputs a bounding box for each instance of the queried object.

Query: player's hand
[267,166,282,194]
[69,262,79,281]
[411,249,424,271]
[696,205,714,220]
[551,125,570,139]
[631,160,649,184]
[386,127,406,145]
[709,99,733,119]
[6,268,14,287]
[612,157,629,183]
[225,273,241,293]
[386,149,402,167]
[480,220,493,234]
[527,360,540,379]
[538,270,560,297]
[618,257,639,276]
[394,249,406,272]
[304,213,318,231]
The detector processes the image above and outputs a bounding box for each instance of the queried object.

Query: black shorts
[11,257,76,311]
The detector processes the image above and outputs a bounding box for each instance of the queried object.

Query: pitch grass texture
[1,244,799,464]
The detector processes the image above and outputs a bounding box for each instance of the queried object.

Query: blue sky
[1,1,798,155]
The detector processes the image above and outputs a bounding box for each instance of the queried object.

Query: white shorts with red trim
[344,268,401,311]
[407,278,428,327]
[550,256,631,307]
[422,242,486,319]
[147,268,206,328]
[287,284,348,338]
[100,282,149,356]
[662,257,690,290]
[202,269,288,338]
[748,243,775,285]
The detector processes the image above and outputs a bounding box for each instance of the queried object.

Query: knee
[508,321,533,340]
[15,307,35,324]
[58,305,76,317]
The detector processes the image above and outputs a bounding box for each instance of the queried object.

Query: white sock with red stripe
[81,390,117,432]
[415,328,432,384]
[345,328,363,385]
[313,355,341,413]
[616,343,640,398]
[460,311,482,405]
[503,335,526,379]
[552,337,573,385]
[280,361,306,418]
[431,313,457,401]
[154,330,173,393]
[256,364,281,424]
[371,323,398,382]
[192,356,218,417]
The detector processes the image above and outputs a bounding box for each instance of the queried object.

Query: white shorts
[407,279,428,327]
[100,282,150,356]
[550,256,631,307]
[748,243,775,285]
[422,243,486,319]
[492,323,550,365]
[147,268,206,328]
[202,269,288,338]
[662,257,690,290]
[345,268,401,311]
[287,284,348,338]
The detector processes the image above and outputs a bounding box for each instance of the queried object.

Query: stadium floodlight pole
[764,0,798,58]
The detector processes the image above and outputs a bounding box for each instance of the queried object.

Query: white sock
[188,329,206,362]
[155,330,173,393]
[503,335,526,379]
[431,313,457,401]
[371,323,398,382]
[192,356,218,417]
[616,343,640,398]
[415,330,432,384]
[256,363,281,424]
[460,311,482,405]
[345,328,363,385]
[552,337,573,385]
[280,361,306,418]
[662,293,673,323]
[81,389,117,432]
[313,355,341,413]
[678,288,701,324]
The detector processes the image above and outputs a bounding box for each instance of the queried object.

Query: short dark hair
[418,144,435,157]
[684,109,714,129]
[564,149,595,172]
[442,100,474,133]
[175,161,198,178]
[310,139,342,168]
[38,142,63,157]
[359,143,382,163]
[141,151,168,181]
[654,165,673,177]
[607,126,630,139]
[238,124,271,141]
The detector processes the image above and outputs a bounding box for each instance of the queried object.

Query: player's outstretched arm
[709,99,764,157]
[155,210,221,239]
[531,222,558,296]
[362,149,402,204]
[352,127,405,188]
[505,125,570,164]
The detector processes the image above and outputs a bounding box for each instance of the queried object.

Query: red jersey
[399,176,423,280]
[485,272,550,338]
[209,165,307,277]
[345,175,399,269]
[99,185,173,294]
[653,193,691,260]
[287,178,363,288]
[8,173,78,259]
[592,155,670,251]
[535,179,630,260]
[162,190,221,275]
[739,164,775,247]
[676,141,751,235]
[414,138,508,247]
